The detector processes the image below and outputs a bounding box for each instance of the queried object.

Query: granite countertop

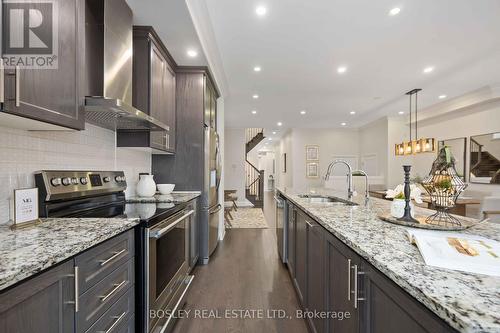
[277,186,500,333]
[0,217,139,292]
[126,191,201,203]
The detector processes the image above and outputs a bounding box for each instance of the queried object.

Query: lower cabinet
[294,208,308,304]
[325,232,360,333]
[0,260,75,333]
[306,218,326,333]
[287,203,296,277]
[286,203,456,333]
[0,229,136,333]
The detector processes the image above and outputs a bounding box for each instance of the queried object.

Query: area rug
[227,208,268,229]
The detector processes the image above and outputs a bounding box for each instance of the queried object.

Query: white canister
[136,174,156,197]
[391,199,415,218]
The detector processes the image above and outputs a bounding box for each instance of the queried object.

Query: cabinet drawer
[77,258,135,333]
[85,287,135,333]
[75,230,134,294]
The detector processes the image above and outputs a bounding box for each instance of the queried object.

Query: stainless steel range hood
[84,0,169,131]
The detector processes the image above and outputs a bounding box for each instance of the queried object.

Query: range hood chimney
[84,0,169,131]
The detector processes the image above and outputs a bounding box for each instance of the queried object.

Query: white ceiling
[205,0,500,132]
[125,0,208,66]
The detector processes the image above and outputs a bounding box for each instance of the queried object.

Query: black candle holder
[398,165,419,223]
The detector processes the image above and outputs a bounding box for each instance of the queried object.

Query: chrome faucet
[324,160,354,199]
[353,170,370,206]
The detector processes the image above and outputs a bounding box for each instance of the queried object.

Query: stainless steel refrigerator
[199,126,222,263]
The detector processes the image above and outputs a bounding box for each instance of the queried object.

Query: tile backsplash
[0,123,151,224]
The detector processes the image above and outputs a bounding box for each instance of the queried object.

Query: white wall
[359,118,388,182]
[276,130,293,188]
[257,151,276,191]
[223,128,248,205]
[0,123,151,224]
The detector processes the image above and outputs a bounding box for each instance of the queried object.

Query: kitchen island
[277,187,500,333]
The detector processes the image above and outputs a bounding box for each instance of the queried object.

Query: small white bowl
[157,184,175,195]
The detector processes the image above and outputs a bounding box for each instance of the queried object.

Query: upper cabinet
[204,75,217,129]
[0,0,85,130]
[117,26,176,154]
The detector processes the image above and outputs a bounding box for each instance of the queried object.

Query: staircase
[470,138,500,184]
[245,128,265,207]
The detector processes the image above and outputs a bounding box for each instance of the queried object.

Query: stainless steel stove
[35,170,195,333]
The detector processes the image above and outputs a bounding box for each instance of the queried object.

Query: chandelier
[395,89,436,156]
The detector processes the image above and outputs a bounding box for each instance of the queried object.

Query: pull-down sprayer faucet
[324,160,354,200]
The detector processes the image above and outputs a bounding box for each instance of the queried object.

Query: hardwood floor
[172,191,308,333]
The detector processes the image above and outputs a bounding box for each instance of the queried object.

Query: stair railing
[246,128,264,145]
[470,138,483,172]
[245,160,264,202]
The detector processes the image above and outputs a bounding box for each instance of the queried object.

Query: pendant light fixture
[394,89,436,156]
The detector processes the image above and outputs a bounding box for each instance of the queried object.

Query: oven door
[147,209,194,332]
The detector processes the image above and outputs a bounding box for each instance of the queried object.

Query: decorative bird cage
[421,146,468,226]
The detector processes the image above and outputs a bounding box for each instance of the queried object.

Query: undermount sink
[298,194,358,206]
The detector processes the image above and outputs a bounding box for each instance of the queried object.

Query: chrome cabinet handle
[74,266,79,312]
[15,66,20,107]
[100,280,126,302]
[99,249,126,267]
[99,311,127,333]
[0,59,4,104]
[353,264,365,309]
[306,220,316,228]
[347,259,352,301]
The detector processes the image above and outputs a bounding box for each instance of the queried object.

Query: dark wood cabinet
[0,260,75,333]
[285,202,456,333]
[362,262,454,333]
[325,232,360,333]
[1,0,85,130]
[287,203,296,277]
[294,209,308,305]
[306,219,326,333]
[204,77,217,129]
[118,26,176,153]
[0,230,136,333]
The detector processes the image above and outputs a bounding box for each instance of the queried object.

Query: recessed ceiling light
[398,111,405,115]
[337,66,347,74]
[255,5,267,16]
[350,111,356,115]
[438,95,447,99]
[254,66,261,72]
[423,66,434,74]
[272,131,276,135]
[251,110,257,114]
[277,122,282,126]
[300,110,306,115]
[252,94,259,99]
[268,138,273,141]
[187,49,198,57]
[341,122,347,126]
[389,7,401,16]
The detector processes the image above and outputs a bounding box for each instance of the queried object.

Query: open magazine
[407,229,500,276]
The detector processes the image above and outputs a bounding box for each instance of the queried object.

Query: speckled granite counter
[277,187,500,333]
[126,191,201,203]
[0,217,139,292]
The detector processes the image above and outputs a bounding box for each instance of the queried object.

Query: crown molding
[185,0,229,98]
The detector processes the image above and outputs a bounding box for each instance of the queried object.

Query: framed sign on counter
[11,188,41,230]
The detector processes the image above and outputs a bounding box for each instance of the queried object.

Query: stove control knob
[103,176,111,183]
[61,177,72,186]
[80,177,88,185]
[71,177,79,185]
[115,176,122,182]
[51,178,62,187]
